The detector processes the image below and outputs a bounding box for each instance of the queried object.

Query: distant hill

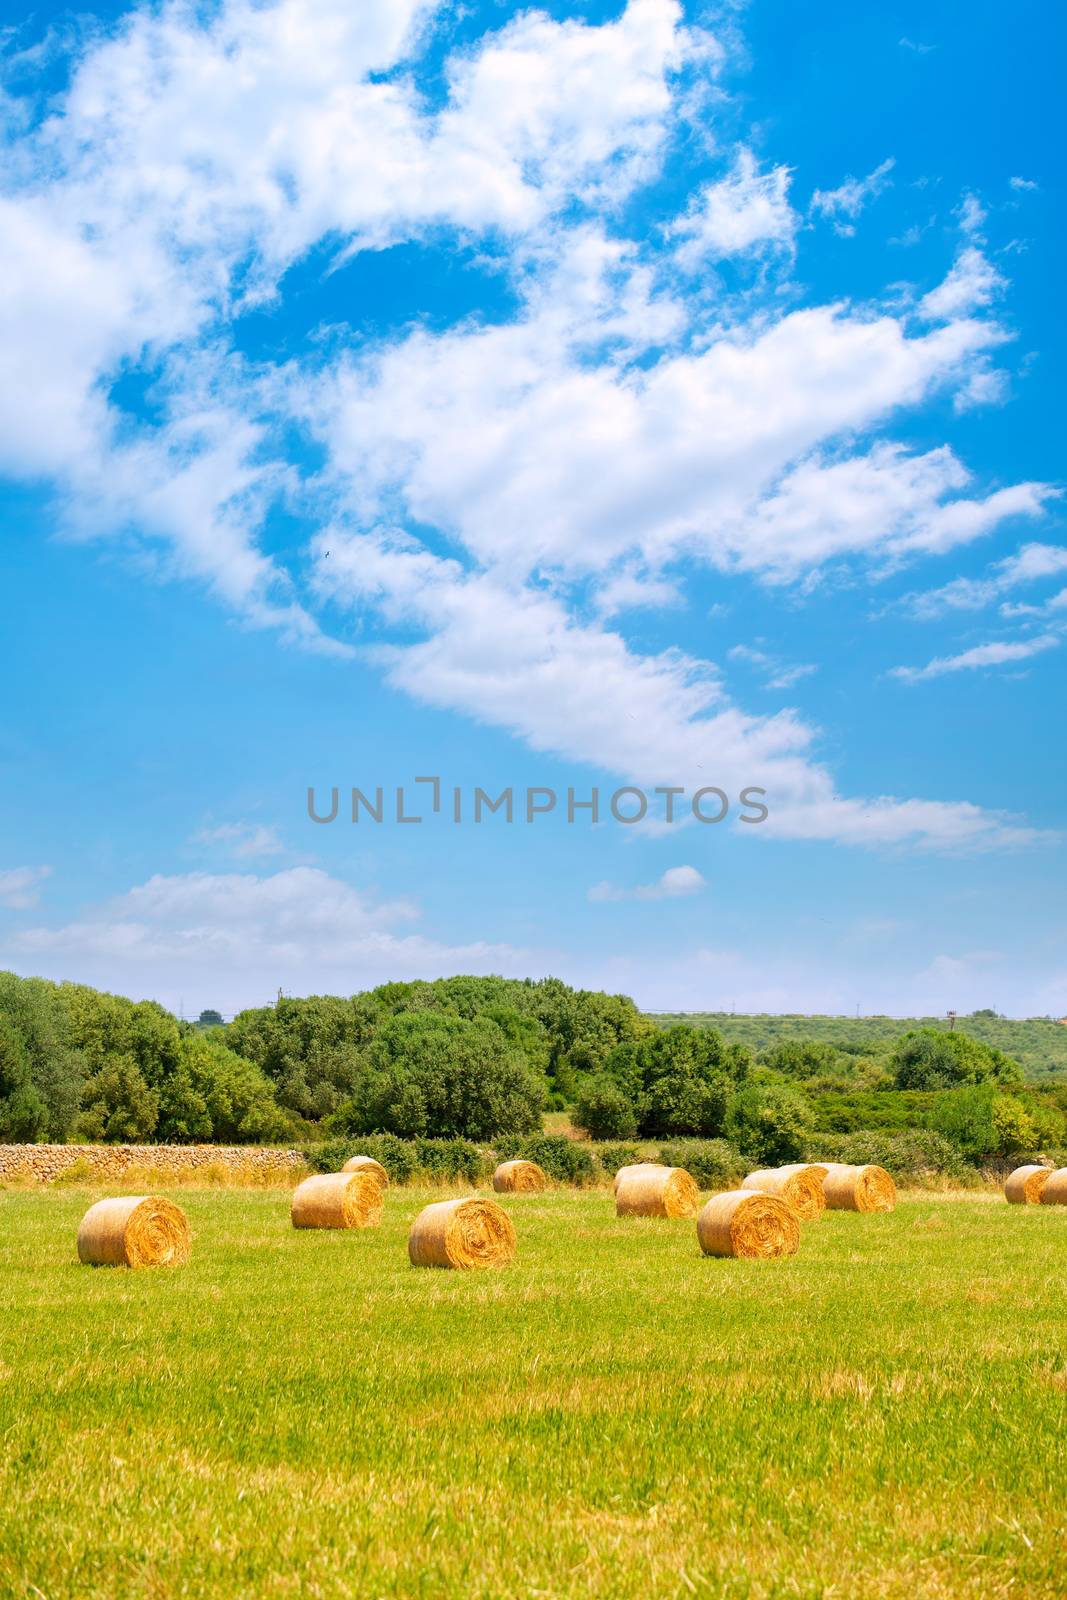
[649,1011,1067,1081]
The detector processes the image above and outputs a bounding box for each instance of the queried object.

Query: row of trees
[1,967,1062,1163]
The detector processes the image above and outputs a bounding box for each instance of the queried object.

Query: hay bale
[291,1171,383,1230]
[1005,1164,1051,1204]
[408,1196,516,1269]
[1039,1167,1067,1206]
[341,1154,390,1187]
[741,1164,826,1222]
[696,1190,800,1259]
[77,1196,190,1268]
[615,1165,699,1219]
[822,1163,896,1213]
[612,1161,665,1192]
[492,1159,547,1193]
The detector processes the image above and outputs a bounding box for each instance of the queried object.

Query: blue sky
[0,0,1063,1017]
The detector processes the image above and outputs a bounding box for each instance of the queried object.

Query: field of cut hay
[0,1186,1065,1599]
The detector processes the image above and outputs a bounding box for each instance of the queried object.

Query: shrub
[591,1142,642,1178]
[725,1082,813,1166]
[496,1134,597,1186]
[808,1130,971,1184]
[572,1077,638,1140]
[892,1028,1023,1091]
[655,1139,745,1191]
[304,1134,419,1182]
[412,1138,488,1184]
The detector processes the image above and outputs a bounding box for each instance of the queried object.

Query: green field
[2,1185,1065,1599]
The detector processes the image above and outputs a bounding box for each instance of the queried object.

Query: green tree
[0,1013,49,1141]
[0,971,84,1139]
[725,1081,813,1165]
[572,1077,638,1140]
[603,1025,750,1138]
[893,1028,1023,1091]
[928,1085,999,1159]
[158,1036,290,1143]
[78,1058,160,1142]
[331,1012,544,1140]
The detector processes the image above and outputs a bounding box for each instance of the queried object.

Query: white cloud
[3,866,535,1012]
[671,147,795,266]
[1009,176,1039,193]
[727,643,816,690]
[903,542,1067,618]
[0,866,52,910]
[588,864,706,901]
[810,158,894,235]
[193,822,286,859]
[890,632,1061,683]
[919,246,1004,321]
[899,38,936,55]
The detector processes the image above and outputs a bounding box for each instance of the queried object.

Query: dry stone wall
[0,1144,306,1183]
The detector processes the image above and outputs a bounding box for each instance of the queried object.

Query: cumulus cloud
[588,864,706,901]
[671,147,796,266]
[0,0,1055,857]
[3,867,536,1011]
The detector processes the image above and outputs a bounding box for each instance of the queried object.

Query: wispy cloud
[588,865,706,902]
[193,822,286,859]
[0,865,52,910]
[903,542,1067,619]
[810,158,895,236]
[890,633,1061,683]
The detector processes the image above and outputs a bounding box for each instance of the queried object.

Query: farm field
[1,1186,1065,1600]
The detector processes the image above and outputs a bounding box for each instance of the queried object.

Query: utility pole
[947,1009,957,1031]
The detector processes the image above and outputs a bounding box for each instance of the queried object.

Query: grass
[1,1186,1065,1600]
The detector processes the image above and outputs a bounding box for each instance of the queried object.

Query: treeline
[2,970,1064,1175]
[0,973,650,1144]
[654,1009,1067,1080]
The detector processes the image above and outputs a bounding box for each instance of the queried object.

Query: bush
[808,1130,972,1184]
[412,1138,488,1184]
[572,1077,638,1140]
[892,1028,1023,1091]
[157,1036,291,1144]
[591,1142,642,1178]
[655,1139,745,1191]
[304,1134,419,1182]
[725,1082,813,1166]
[495,1134,597,1186]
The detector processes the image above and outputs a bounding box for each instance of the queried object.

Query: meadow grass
[0,1186,1064,1599]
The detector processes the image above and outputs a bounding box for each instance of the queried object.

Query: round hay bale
[77,1196,190,1269]
[612,1161,665,1192]
[615,1165,699,1219]
[822,1163,896,1213]
[408,1196,516,1269]
[741,1164,826,1222]
[696,1190,800,1259]
[291,1171,383,1230]
[341,1154,390,1187]
[1005,1164,1051,1204]
[492,1159,547,1194]
[1038,1167,1067,1206]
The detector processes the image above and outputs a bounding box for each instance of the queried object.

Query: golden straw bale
[77,1196,190,1268]
[696,1190,800,1259]
[612,1162,665,1192]
[1004,1164,1051,1204]
[408,1196,516,1269]
[291,1171,383,1230]
[615,1165,699,1219]
[822,1163,896,1213]
[341,1154,390,1187]
[492,1159,548,1193]
[1039,1167,1067,1206]
[741,1164,826,1222]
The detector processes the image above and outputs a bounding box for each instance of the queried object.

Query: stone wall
[0,1143,307,1184]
